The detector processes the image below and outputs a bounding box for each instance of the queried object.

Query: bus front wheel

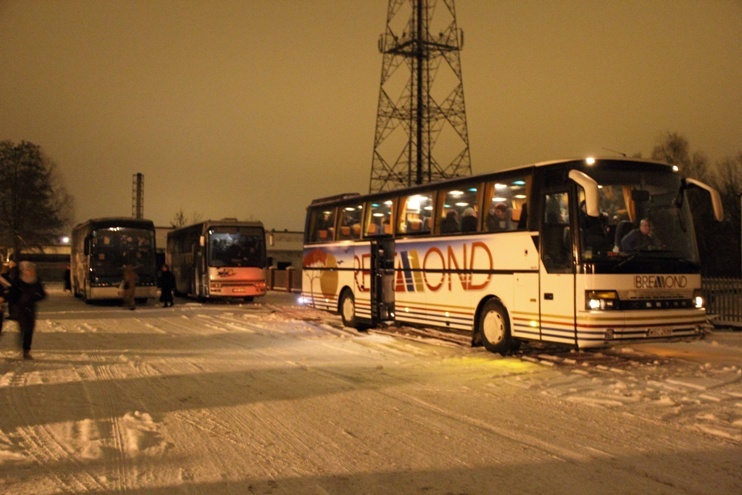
[340,290,362,330]
[478,299,512,355]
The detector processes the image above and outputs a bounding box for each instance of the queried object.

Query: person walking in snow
[121,264,139,310]
[7,261,46,359]
[158,264,176,308]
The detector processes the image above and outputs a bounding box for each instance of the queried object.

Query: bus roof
[169,219,265,233]
[307,157,677,208]
[73,217,156,230]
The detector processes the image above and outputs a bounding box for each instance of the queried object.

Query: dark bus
[70,217,158,302]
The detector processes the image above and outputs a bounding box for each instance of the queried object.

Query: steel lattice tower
[369,0,472,193]
[132,173,144,219]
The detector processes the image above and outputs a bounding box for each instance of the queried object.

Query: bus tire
[478,299,512,355]
[340,289,364,330]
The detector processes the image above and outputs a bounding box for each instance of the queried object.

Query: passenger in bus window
[440,210,460,233]
[461,207,478,232]
[487,203,512,232]
[313,212,331,242]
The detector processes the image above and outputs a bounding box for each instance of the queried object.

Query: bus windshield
[579,168,699,269]
[208,226,265,268]
[90,228,156,276]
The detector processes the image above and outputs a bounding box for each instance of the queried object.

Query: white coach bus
[166,219,267,301]
[301,157,723,354]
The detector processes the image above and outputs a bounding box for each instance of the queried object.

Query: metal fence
[703,277,742,328]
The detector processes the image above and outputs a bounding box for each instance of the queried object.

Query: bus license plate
[234,288,245,293]
[649,327,672,337]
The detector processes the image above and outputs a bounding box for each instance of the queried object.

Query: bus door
[194,242,205,297]
[539,190,577,345]
[370,238,395,325]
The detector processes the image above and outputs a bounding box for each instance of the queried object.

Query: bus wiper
[617,252,640,268]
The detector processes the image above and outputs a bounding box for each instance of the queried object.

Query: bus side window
[310,208,336,243]
[484,175,530,232]
[339,204,363,240]
[398,193,433,236]
[365,199,394,237]
[438,184,481,234]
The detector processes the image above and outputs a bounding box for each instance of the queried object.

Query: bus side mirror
[568,170,600,217]
[199,235,205,247]
[685,178,724,222]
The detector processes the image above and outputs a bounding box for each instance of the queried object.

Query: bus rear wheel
[478,299,512,355]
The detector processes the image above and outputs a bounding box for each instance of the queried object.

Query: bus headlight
[586,290,619,311]
[693,289,704,309]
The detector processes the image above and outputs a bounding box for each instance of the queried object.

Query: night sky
[1,0,740,231]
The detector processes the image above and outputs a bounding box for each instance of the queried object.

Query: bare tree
[170,209,204,228]
[650,133,741,276]
[650,131,709,178]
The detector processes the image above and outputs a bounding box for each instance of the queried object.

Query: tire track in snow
[5,367,109,493]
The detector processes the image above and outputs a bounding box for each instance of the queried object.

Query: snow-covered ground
[0,285,740,494]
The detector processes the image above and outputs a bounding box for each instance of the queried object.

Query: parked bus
[70,217,158,302]
[166,219,267,301]
[301,157,723,353]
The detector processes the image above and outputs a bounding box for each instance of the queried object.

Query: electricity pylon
[132,173,144,219]
[369,0,472,193]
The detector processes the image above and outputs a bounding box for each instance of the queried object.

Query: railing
[266,267,302,293]
[703,277,742,328]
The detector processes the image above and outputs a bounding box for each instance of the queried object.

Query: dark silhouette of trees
[170,209,204,228]
[650,132,741,277]
[0,140,74,256]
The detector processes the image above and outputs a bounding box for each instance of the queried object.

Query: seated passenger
[440,210,460,233]
[461,207,478,232]
[486,203,512,232]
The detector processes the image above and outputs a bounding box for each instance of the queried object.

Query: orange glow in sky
[1,1,740,231]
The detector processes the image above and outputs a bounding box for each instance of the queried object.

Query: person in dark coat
[158,264,176,308]
[121,264,138,310]
[7,261,46,359]
[440,210,460,233]
[620,218,663,251]
[63,264,72,293]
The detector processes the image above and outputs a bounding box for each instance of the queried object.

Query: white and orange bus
[166,219,267,301]
[301,157,723,354]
